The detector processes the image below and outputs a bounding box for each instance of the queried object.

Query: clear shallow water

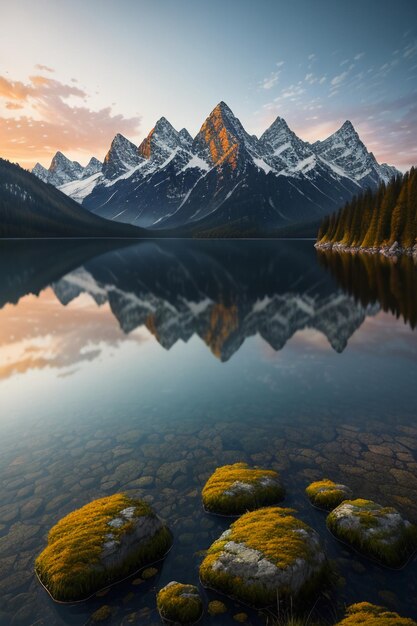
[0,239,417,625]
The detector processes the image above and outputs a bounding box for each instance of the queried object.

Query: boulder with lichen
[157,582,203,624]
[306,479,352,510]
[202,463,285,515]
[35,494,172,602]
[327,499,417,567]
[199,506,327,607]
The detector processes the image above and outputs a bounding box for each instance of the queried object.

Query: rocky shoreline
[315,241,417,259]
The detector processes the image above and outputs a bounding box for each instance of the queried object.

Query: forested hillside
[0,159,145,238]
[317,167,417,253]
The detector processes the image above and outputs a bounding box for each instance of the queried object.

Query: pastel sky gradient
[1,0,417,170]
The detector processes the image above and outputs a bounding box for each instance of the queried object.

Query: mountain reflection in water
[2,239,417,361]
[0,239,401,362]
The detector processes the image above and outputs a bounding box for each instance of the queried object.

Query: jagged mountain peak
[32,162,49,182]
[50,151,77,168]
[178,128,193,151]
[47,152,84,186]
[260,115,297,147]
[193,101,257,168]
[154,116,176,132]
[102,133,141,180]
[83,156,102,179]
[138,116,185,163]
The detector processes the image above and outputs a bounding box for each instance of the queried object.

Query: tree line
[317,167,417,250]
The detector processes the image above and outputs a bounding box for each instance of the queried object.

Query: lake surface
[0,239,417,625]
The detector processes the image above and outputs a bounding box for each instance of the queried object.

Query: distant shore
[315,241,417,259]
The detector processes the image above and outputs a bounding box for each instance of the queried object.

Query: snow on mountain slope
[312,120,399,185]
[59,172,103,203]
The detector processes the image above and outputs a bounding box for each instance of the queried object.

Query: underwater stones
[208,600,227,615]
[157,582,203,625]
[35,494,172,602]
[306,479,352,510]
[335,602,417,625]
[199,507,326,607]
[202,463,285,515]
[327,499,417,567]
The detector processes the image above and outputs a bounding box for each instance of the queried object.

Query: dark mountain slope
[0,159,146,238]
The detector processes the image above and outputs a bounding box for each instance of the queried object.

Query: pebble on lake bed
[327,499,417,567]
[35,494,172,602]
[202,462,285,515]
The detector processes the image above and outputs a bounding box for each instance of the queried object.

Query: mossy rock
[306,479,352,510]
[208,600,227,615]
[335,602,417,625]
[202,463,285,515]
[35,494,172,602]
[199,506,326,608]
[327,499,417,567]
[157,582,203,624]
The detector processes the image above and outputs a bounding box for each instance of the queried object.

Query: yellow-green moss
[327,499,417,567]
[35,494,172,602]
[305,479,351,510]
[202,462,285,515]
[208,600,227,615]
[90,605,112,622]
[233,613,248,623]
[200,507,327,607]
[157,582,203,624]
[335,602,417,625]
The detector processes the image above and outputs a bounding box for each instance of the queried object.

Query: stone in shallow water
[202,462,285,515]
[305,478,352,510]
[335,602,417,625]
[199,506,326,607]
[327,499,417,567]
[35,494,172,602]
[157,581,203,624]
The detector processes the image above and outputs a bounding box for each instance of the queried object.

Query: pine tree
[390,173,409,245]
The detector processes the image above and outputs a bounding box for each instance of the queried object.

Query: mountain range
[32,102,399,236]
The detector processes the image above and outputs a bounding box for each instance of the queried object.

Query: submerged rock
[335,602,417,625]
[199,507,326,607]
[327,499,417,567]
[157,581,203,624]
[306,478,352,510]
[35,494,172,602]
[202,462,285,515]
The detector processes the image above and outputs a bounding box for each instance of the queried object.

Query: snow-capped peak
[138,117,189,165]
[82,156,102,179]
[193,101,258,168]
[102,133,142,180]
[47,151,84,186]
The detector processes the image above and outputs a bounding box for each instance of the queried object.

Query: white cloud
[354,52,365,61]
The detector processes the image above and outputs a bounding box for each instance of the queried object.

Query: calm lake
[0,239,416,625]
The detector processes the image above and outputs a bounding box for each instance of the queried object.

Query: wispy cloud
[34,64,54,73]
[261,71,281,90]
[354,52,365,61]
[330,70,348,86]
[0,73,141,167]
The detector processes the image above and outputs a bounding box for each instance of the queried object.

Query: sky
[1,0,417,170]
